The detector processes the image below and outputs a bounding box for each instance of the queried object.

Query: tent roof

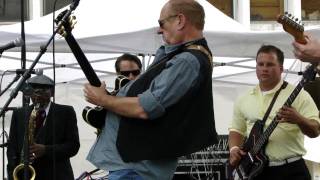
[0,0,252,84]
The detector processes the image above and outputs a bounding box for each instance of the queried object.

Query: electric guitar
[55,10,129,131]
[230,13,317,180]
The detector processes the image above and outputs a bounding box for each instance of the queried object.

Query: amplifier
[174,135,229,180]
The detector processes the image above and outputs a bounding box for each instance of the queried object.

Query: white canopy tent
[0,0,320,177]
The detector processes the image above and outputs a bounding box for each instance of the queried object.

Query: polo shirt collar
[251,79,284,95]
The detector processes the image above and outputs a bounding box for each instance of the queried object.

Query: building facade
[1,0,319,29]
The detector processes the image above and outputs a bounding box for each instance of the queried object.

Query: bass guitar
[230,13,317,180]
[55,10,129,131]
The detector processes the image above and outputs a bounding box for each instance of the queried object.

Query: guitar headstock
[277,12,307,44]
[55,9,77,37]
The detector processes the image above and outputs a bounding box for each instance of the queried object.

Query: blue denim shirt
[87,39,203,180]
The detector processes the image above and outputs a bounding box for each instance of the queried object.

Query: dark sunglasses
[158,14,178,28]
[120,70,141,77]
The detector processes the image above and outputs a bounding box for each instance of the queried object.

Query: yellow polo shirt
[229,80,320,161]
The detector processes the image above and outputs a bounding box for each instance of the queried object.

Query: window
[43,0,70,16]
[0,0,29,22]
[207,0,233,18]
[250,0,284,21]
[301,0,320,20]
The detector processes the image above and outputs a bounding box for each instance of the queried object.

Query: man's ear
[177,14,186,30]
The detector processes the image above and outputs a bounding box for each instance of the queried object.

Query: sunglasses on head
[120,70,141,77]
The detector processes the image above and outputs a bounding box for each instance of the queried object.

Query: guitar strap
[186,44,213,68]
[261,81,288,125]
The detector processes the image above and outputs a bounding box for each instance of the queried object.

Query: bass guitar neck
[64,33,101,87]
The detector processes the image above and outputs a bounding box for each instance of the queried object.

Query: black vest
[117,39,218,162]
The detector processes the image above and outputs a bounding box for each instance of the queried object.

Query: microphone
[8,69,43,75]
[0,37,24,53]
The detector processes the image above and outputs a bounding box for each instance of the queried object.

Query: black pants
[253,159,311,180]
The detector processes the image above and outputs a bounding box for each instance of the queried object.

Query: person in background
[229,45,320,180]
[115,53,142,80]
[7,75,80,180]
[83,0,218,179]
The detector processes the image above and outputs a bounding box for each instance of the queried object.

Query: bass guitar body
[233,120,268,180]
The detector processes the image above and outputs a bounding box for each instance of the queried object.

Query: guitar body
[82,106,106,129]
[233,120,268,180]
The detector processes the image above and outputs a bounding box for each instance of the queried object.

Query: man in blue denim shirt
[84,0,218,179]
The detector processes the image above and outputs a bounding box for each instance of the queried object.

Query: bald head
[158,0,205,44]
[166,0,205,30]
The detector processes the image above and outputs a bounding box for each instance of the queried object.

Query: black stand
[1,108,13,180]
[0,1,80,179]
[0,75,20,180]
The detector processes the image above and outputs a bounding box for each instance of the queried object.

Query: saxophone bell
[12,164,36,180]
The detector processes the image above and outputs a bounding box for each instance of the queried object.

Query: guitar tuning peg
[285,11,288,15]
[288,13,292,17]
[295,18,299,21]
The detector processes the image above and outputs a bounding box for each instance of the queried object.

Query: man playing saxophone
[7,74,80,180]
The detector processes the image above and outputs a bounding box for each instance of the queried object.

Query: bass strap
[261,81,288,125]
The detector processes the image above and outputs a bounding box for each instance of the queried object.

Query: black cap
[27,75,54,87]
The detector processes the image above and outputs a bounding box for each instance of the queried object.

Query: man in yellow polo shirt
[228,45,320,180]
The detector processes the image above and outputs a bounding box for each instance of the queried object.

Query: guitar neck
[64,32,101,87]
[250,80,306,155]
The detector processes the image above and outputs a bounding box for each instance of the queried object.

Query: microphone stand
[0,1,80,179]
[1,108,10,180]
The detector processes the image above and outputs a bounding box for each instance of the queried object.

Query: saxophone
[12,104,40,180]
